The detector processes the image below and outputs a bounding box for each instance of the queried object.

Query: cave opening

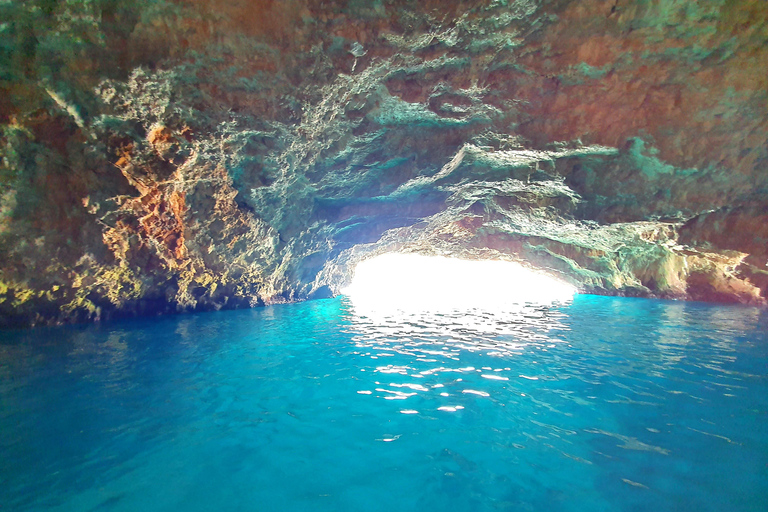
[341,252,577,314]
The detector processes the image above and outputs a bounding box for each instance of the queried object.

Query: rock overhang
[1,0,767,327]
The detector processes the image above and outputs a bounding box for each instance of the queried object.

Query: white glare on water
[342,253,576,314]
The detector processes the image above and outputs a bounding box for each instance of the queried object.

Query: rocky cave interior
[1,0,767,327]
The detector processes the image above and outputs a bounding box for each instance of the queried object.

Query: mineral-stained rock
[1,0,767,326]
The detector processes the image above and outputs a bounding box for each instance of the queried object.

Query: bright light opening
[342,253,576,314]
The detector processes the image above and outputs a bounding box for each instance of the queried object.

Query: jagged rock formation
[1,0,767,326]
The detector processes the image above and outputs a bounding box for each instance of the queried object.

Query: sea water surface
[1,295,767,511]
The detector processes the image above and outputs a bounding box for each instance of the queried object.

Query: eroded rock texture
[1,0,767,326]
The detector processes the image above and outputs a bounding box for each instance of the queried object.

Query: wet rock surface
[1,0,767,326]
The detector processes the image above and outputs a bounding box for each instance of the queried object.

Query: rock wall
[1,0,767,326]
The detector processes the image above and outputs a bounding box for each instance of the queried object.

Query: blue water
[1,295,767,512]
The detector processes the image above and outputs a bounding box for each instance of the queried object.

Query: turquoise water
[1,295,767,511]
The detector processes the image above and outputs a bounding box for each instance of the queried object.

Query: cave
[1,0,767,326]
[1,1,767,510]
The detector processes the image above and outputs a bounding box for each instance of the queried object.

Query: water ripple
[0,296,766,512]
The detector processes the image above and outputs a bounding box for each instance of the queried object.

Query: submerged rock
[1,0,767,326]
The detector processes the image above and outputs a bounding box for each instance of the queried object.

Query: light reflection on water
[344,299,573,414]
[0,295,767,512]
[339,295,768,511]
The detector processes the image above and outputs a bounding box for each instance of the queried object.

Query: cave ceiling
[1,0,767,326]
